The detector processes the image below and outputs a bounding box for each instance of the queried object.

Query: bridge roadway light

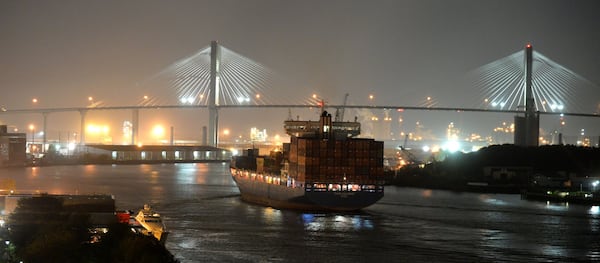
[180,97,195,104]
[237,97,250,103]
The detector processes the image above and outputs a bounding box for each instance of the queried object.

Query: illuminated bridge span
[470,47,598,114]
[136,43,315,107]
[1,42,599,148]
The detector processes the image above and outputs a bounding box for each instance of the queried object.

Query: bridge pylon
[514,43,539,146]
[207,40,220,147]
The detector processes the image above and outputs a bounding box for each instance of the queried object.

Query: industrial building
[0,125,27,166]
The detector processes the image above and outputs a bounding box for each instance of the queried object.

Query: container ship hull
[231,168,384,211]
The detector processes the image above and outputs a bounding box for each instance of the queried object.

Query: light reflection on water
[262,207,282,225]
[301,213,374,231]
[589,205,600,215]
[544,201,569,212]
[479,194,508,206]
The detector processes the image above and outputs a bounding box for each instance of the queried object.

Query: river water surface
[1,163,599,262]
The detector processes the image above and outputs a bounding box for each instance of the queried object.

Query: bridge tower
[207,41,221,147]
[514,44,539,146]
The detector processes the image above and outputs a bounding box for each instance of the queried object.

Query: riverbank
[385,144,600,196]
[0,194,178,262]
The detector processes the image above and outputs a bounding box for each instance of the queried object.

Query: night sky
[1,0,599,145]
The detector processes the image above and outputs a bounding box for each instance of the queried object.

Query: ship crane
[334,93,349,122]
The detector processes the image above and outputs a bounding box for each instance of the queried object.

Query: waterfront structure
[85,144,231,163]
[0,125,27,166]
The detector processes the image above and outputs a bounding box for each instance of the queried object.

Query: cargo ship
[230,110,384,211]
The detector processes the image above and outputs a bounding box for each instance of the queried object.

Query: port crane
[398,134,419,165]
[334,93,349,122]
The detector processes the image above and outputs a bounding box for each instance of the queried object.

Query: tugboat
[134,204,169,244]
[230,110,385,211]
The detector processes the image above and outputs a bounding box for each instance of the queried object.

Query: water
[1,163,599,262]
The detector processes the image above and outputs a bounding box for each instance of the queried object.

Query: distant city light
[444,140,460,153]
[152,125,165,138]
[230,148,239,156]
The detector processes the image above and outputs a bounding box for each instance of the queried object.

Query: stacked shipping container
[287,136,384,185]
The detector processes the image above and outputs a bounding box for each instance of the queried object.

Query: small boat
[134,204,169,244]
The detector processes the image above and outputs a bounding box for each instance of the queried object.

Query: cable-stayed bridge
[1,41,598,148]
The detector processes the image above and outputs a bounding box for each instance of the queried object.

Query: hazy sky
[1,0,599,144]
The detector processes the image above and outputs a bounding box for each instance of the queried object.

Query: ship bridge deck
[284,120,360,138]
